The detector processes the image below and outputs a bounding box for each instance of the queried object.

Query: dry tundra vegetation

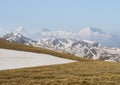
[0,39,120,85]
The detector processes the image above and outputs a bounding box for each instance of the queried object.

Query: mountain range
[1,32,36,45]
[0,27,120,62]
[35,27,120,47]
[4,27,120,48]
[34,38,120,62]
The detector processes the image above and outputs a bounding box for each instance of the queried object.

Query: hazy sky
[0,0,120,35]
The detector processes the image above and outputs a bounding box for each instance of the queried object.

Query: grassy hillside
[0,61,120,85]
[0,39,120,85]
[0,39,87,61]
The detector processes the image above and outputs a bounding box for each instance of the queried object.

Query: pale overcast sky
[0,0,120,35]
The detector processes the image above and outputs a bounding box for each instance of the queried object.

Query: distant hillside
[35,38,120,62]
[0,39,87,61]
[1,32,36,45]
[1,29,120,62]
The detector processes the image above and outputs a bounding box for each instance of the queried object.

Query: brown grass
[0,61,120,85]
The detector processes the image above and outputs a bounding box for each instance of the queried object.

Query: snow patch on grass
[0,49,76,70]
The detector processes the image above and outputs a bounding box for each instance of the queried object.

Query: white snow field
[0,49,76,70]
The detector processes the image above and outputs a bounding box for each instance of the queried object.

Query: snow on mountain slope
[79,27,104,34]
[34,38,120,62]
[1,27,120,62]
[1,27,120,47]
[36,27,120,47]
[42,31,73,38]
[78,27,120,47]
[15,26,32,38]
[0,48,75,70]
[1,32,36,45]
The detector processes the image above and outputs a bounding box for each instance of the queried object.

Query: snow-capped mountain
[36,30,72,39]
[0,27,36,45]
[35,27,120,47]
[1,27,120,62]
[33,38,120,62]
[1,27,120,47]
[41,28,51,32]
[1,32,36,45]
[77,27,120,47]
[15,26,33,38]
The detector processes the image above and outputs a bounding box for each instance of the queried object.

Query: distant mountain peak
[41,28,51,32]
[15,26,32,38]
[16,26,23,32]
[1,32,36,45]
[80,27,104,34]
